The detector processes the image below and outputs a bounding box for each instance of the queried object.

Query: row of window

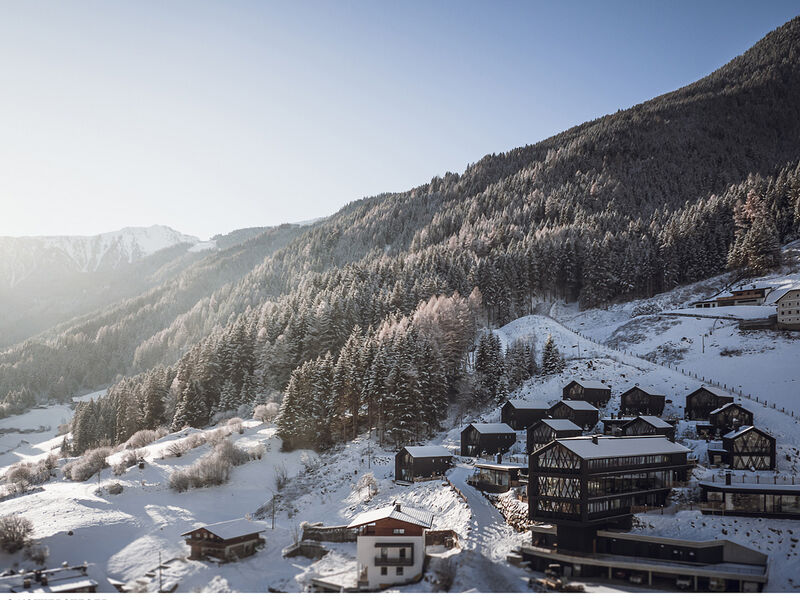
[588,454,668,470]
[380,567,404,576]
[587,470,672,497]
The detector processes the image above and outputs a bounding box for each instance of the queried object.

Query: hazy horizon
[1,0,798,239]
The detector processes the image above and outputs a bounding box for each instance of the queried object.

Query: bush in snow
[168,470,191,492]
[63,446,113,482]
[25,543,49,566]
[253,403,279,423]
[125,427,168,449]
[168,440,256,492]
[165,432,207,458]
[227,417,244,434]
[248,444,265,460]
[105,481,124,495]
[354,472,379,500]
[273,463,290,491]
[113,450,146,475]
[214,440,250,467]
[0,515,33,553]
[204,428,230,448]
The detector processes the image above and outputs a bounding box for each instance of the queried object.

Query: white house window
[380,567,387,576]
[396,567,404,576]
[393,528,405,534]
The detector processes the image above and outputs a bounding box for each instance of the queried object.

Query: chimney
[591,434,600,445]
[725,471,732,486]
[497,453,502,464]
[41,575,48,586]
[394,503,401,513]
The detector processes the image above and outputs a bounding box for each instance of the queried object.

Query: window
[399,548,406,558]
[380,547,388,559]
[380,567,387,576]
[396,567,404,576]
[393,528,405,534]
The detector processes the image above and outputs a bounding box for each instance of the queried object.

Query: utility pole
[158,551,162,593]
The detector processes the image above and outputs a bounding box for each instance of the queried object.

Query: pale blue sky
[0,1,798,239]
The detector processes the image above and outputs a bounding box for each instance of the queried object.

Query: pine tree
[541,334,566,375]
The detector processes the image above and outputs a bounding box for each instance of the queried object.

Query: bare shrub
[248,444,265,460]
[64,446,113,482]
[227,417,244,434]
[215,440,250,467]
[168,439,257,492]
[25,543,49,566]
[5,465,33,492]
[105,482,124,495]
[354,472,378,500]
[126,429,160,449]
[165,432,207,458]
[168,470,190,492]
[205,428,229,447]
[0,515,33,553]
[273,463,289,491]
[253,403,279,423]
[113,450,145,475]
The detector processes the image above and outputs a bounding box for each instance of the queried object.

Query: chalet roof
[474,463,526,472]
[347,504,434,529]
[403,445,452,458]
[181,518,265,539]
[775,287,800,303]
[709,402,752,416]
[689,385,733,399]
[723,426,774,441]
[505,398,551,410]
[627,415,672,429]
[555,435,689,460]
[537,419,582,432]
[555,399,598,412]
[623,385,663,397]
[569,379,611,391]
[467,423,516,435]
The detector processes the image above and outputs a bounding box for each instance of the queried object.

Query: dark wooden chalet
[528,435,690,551]
[601,416,634,435]
[620,385,665,416]
[709,403,754,435]
[394,446,452,482]
[468,463,528,493]
[182,518,265,561]
[685,385,734,420]
[700,478,800,519]
[526,419,582,454]
[549,400,600,431]
[563,379,611,408]
[460,423,516,457]
[501,398,551,430]
[621,416,675,442]
[720,426,776,470]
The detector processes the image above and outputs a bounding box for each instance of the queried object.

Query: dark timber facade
[549,400,599,431]
[685,386,734,420]
[528,436,690,551]
[526,419,582,454]
[460,423,516,457]
[620,386,665,416]
[501,399,550,430]
[621,416,675,442]
[182,519,265,561]
[394,446,452,482]
[721,426,776,470]
[563,379,611,408]
[708,403,754,435]
[700,481,800,519]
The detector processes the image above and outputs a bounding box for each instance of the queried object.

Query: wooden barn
[620,385,665,416]
[182,518,265,561]
[621,415,675,441]
[501,398,551,430]
[563,379,611,408]
[394,446,452,482]
[685,385,734,420]
[528,435,690,551]
[461,423,516,457]
[549,400,600,431]
[526,419,583,454]
[708,403,754,435]
[721,426,776,471]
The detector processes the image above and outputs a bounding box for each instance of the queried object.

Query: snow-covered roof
[628,415,672,429]
[347,504,433,529]
[700,481,800,493]
[505,398,551,410]
[403,445,452,458]
[538,419,582,432]
[624,385,663,397]
[723,426,772,440]
[474,462,526,472]
[690,385,733,398]
[774,287,800,303]
[556,399,598,412]
[709,402,750,416]
[182,518,265,539]
[466,423,515,435]
[556,435,689,459]
[569,379,611,390]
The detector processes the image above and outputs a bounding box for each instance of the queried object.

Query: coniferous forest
[7,17,800,452]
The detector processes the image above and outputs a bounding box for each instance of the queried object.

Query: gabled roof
[689,385,733,399]
[775,287,800,303]
[723,426,774,441]
[466,423,516,435]
[567,378,611,391]
[554,435,689,459]
[402,445,452,458]
[505,398,551,410]
[623,385,664,397]
[347,504,434,529]
[626,415,672,429]
[182,518,265,539]
[555,399,598,412]
[536,418,582,432]
[709,402,752,416]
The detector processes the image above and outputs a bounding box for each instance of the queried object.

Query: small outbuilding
[562,379,611,408]
[620,385,665,416]
[685,385,734,420]
[708,403,754,435]
[548,400,599,431]
[468,463,528,493]
[526,419,583,454]
[621,415,675,442]
[182,518,265,561]
[394,446,452,482]
[461,423,516,457]
[501,398,551,430]
[721,426,776,471]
